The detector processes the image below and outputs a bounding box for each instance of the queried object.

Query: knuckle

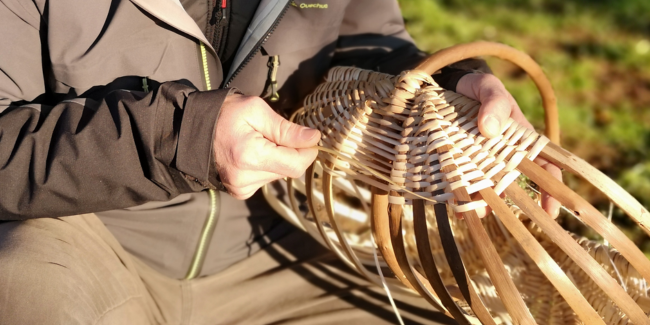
[231,146,250,169]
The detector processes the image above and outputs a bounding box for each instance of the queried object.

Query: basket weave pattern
[297,67,548,212]
[274,42,650,324]
[284,67,649,324]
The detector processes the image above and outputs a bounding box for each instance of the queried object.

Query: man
[0,0,561,324]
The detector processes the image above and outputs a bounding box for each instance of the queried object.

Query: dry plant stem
[479,188,605,325]
[413,200,496,325]
[540,142,650,236]
[504,183,650,325]
[437,144,536,324]
[517,158,650,284]
[415,41,559,144]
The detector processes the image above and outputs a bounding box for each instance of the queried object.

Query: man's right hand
[213,94,321,200]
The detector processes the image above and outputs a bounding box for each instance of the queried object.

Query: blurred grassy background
[398,0,650,249]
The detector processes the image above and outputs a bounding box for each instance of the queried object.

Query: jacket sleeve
[0,2,228,219]
[332,0,489,91]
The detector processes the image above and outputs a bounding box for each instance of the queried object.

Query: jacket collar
[130,0,290,83]
[129,0,215,54]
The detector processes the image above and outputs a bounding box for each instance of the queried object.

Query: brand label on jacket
[293,2,328,9]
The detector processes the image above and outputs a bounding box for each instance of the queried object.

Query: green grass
[399,0,650,242]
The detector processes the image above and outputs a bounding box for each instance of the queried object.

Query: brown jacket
[0,0,471,278]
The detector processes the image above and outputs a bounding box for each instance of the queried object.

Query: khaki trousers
[0,214,455,325]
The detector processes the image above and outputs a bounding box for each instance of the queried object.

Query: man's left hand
[456,73,562,219]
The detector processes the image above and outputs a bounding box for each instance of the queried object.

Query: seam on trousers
[93,294,145,325]
[181,281,193,325]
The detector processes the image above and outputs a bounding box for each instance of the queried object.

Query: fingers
[228,134,318,178]
[224,143,317,200]
[475,77,511,138]
[214,94,321,200]
[245,98,321,149]
[258,143,319,178]
[455,74,563,219]
[457,73,517,138]
[536,157,563,219]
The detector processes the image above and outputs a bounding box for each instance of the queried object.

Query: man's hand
[456,73,562,218]
[213,94,320,200]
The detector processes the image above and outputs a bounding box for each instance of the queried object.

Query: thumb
[458,74,511,139]
[477,95,511,139]
[252,104,321,149]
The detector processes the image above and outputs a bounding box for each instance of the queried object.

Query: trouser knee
[0,216,152,325]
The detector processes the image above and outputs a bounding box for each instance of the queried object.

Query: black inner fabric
[219,0,261,76]
[179,0,261,78]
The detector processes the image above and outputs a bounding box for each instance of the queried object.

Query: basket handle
[416,41,560,144]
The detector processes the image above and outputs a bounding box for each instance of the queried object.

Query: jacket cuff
[432,67,472,92]
[174,88,238,190]
[432,58,493,92]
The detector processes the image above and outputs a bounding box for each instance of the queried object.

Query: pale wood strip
[456,197,536,325]
[504,184,650,325]
[293,174,414,292]
[305,165,334,252]
[303,165,415,294]
[413,200,497,325]
[437,145,536,324]
[479,188,606,325]
[540,142,650,237]
[371,188,418,292]
[321,164,421,297]
[518,158,650,284]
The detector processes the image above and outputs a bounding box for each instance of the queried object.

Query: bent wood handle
[416,41,559,144]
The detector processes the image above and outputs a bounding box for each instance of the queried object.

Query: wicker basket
[263,41,650,325]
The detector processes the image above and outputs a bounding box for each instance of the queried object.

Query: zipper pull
[142,77,149,93]
[264,55,281,102]
[210,0,227,25]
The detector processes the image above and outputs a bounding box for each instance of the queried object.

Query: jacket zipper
[223,1,291,88]
[186,1,290,279]
[209,0,229,58]
[185,42,219,280]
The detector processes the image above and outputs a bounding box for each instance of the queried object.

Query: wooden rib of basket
[264,41,650,324]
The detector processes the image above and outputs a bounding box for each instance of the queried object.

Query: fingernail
[300,127,320,142]
[483,115,501,137]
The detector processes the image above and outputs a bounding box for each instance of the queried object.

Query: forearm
[0,81,233,219]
